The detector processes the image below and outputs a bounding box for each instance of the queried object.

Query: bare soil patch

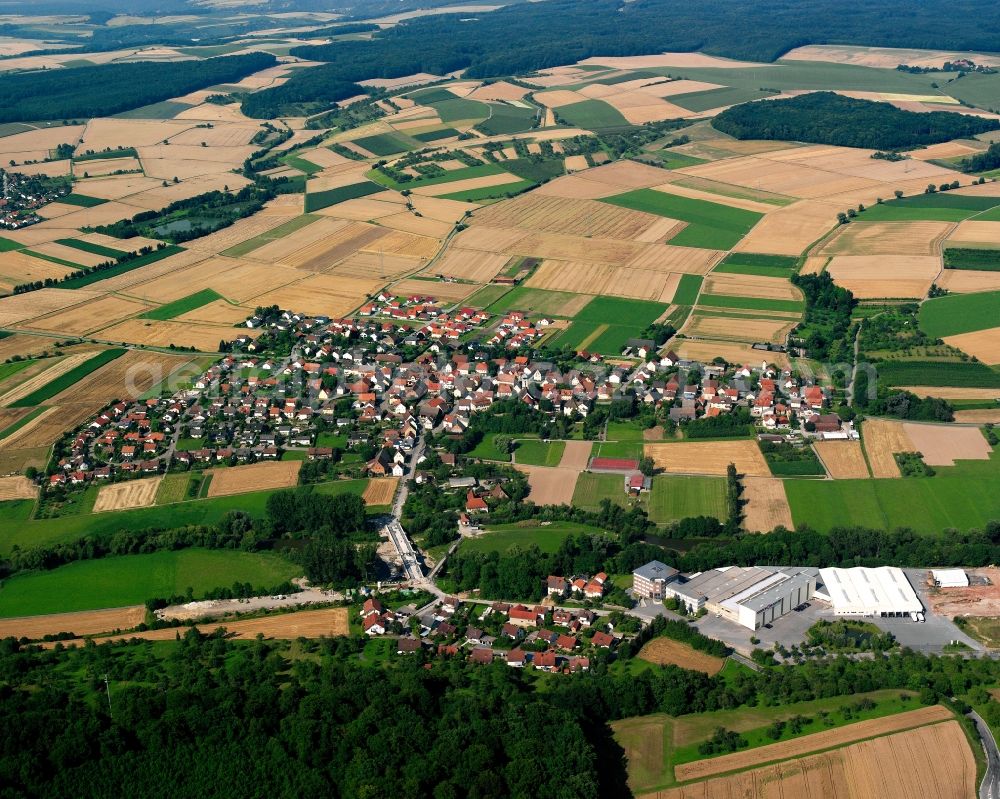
[637,637,724,675]
[901,422,991,466]
[516,465,580,505]
[927,568,1000,618]
[558,440,593,470]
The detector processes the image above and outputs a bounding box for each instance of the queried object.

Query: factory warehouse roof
[932,569,969,588]
[818,567,922,615]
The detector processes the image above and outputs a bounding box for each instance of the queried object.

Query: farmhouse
[817,567,923,618]
[663,566,817,630]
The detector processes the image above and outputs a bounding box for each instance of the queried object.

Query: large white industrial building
[817,566,922,617]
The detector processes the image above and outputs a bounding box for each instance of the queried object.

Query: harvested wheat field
[625,245,722,273]
[683,314,795,343]
[944,327,1000,364]
[451,225,532,252]
[946,220,1000,247]
[0,605,147,641]
[741,476,794,532]
[902,423,991,466]
[429,249,509,282]
[935,269,1000,294]
[43,606,350,647]
[901,386,1000,400]
[526,260,680,302]
[0,289,101,327]
[674,704,954,783]
[93,476,163,513]
[675,339,790,368]
[94,319,234,351]
[50,351,194,406]
[362,477,398,506]
[206,460,302,497]
[826,255,941,299]
[471,194,666,239]
[558,440,593,470]
[0,352,95,406]
[681,155,880,200]
[954,409,1000,423]
[733,200,839,256]
[819,221,953,256]
[174,300,255,326]
[637,637,724,675]
[415,172,524,197]
[0,475,38,501]
[249,274,382,317]
[815,441,870,478]
[390,278,479,302]
[26,294,150,336]
[513,232,644,264]
[0,252,75,293]
[654,717,972,799]
[517,465,580,505]
[862,418,913,478]
[644,441,769,477]
[703,273,802,301]
[332,251,423,280]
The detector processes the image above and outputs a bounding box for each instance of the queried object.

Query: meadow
[0,549,300,617]
[461,521,606,555]
[10,349,125,407]
[858,193,1000,222]
[514,440,565,467]
[140,289,225,321]
[671,274,704,305]
[785,450,1000,533]
[876,360,1000,388]
[697,293,804,312]
[572,472,727,523]
[353,131,415,156]
[714,252,799,278]
[304,181,382,213]
[602,189,762,249]
[554,99,629,129]
[918,290,1000,338]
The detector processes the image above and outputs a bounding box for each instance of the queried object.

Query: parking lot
[695,599,836,656]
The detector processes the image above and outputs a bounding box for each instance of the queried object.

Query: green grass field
[655,150,707,170]
[714,252,799,278]
[11,349,125,407]
[54,238,127,259]
[575,296,668,325]
[155,473,191,505]
[468,433,512,462]
[698,294,804,313]
[554,98,630,129]
[0,407,47,441]
[353,131,415,156]
[60,245,183,289]
[370,162,509,192]
[876,360,1000,388]
[672,274,704,305]
[281,153,324,176]
[440,179,535,202]
[647,476,728,522]
[514,439,565,467]
[466,284,513,309]
[786,448,1000,533]
[602,189,763,249]
[918,290,1000,338]
[487,286,590,317]
[424,97,491,125]
[943,248,1000,271]
[572,472,726,523]
[113,100,191,120]
[462,521,605,555]
[0,500,35,522]
[475,103,538,135]
[59,193,107,208]
[0,236,19,252]
[304,181,383,212]
[0,549,300,617]
[669,86,774,113]
[141,289,224,321]
[222,214,320,257]
[0,359,34,384]
[858,192,1000,222]
[592,441,644,459]
[412,127,460,142]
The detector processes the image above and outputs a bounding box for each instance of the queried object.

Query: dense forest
[712,92,1000,149]
[225,0,1000,117]
[962,141,1000,172]
[2,621,1000,797]
[0,52,276,122]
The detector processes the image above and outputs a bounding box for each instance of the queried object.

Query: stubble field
[206,461,302,497]
[93,476,163,512]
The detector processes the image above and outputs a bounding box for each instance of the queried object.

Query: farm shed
[932,569,970,588]
[818,567,922,617]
